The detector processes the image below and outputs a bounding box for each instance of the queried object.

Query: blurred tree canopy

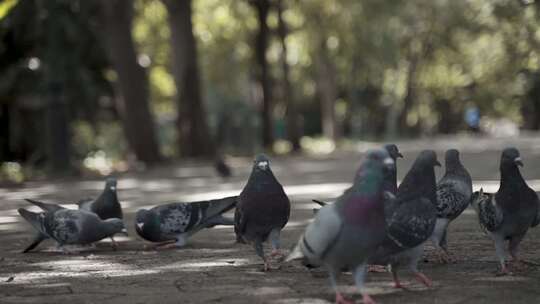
[1,0,540,175]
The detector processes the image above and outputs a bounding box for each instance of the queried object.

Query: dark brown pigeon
[234,154,290,271]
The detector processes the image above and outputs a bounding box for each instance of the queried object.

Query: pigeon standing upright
[135,196,237,248]
[234,154,290,271]
[430,149,472,262]
[287,149,394,304]
[77,177,123,248]
[19,199,127,253]
[471,147,539,274]
[369,150,440,289]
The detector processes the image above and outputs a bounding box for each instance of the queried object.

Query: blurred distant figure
[464,105,480,133]
[214,156,232,178]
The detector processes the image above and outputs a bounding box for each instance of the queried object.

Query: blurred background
[1,0,540,182]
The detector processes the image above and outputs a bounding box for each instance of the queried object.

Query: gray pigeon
[471,147,540,274]
[77,177,123,248]
[369,150,439,289]
[430,149,472,262]
[135,196,237,248]
[287,149,394,304]
[19,199,127,253]
[234,154,290,271]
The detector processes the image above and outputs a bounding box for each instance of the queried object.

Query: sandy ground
[1,134,540,304]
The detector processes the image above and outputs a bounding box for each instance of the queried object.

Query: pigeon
[430,149,472,262]
[135,196,238,248]
[287,149,394,304]
[471,147,540,274]
[234,154,290,271]
[19,199,127,253]
[77,177,123,248]
[214,156,232,178]
[369,150,439,289]
[77,177,122,220]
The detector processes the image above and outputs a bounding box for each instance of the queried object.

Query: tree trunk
[250,0,274,149]
[316,39,340,142]
[98,0,161,164]
[277,0,300,151]
[44,1,71,174]
[398,55,419,137]
[163,0,215,157]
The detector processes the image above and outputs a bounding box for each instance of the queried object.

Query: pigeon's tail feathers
[285,242,304,262]
[312,199,327,207]
[22,233,47,253]
[24,198,63,212]
[205,196,238,218]
[18,208,47,235]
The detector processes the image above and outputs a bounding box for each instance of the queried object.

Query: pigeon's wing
[386,197,436,250]
[46,210,84,244]
[155,203,197,237]
[436,182,469,220]
[24,199,64,213]
[471,192,502,232]
[300,204,343,262]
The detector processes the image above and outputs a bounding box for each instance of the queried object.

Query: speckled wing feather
[436,183,469,220]
[471,191,503,233]
[45,209,84,244]
[385,197,436,250]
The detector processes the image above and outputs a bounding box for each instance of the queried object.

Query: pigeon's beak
[110,186,116,191]
[397,152,403,158]
[514,157,523,167]
[136,222,144,230]
[435,160,442,167]
[257,161,269,170]
[120,228,128,236]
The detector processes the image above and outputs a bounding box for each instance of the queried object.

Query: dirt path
[1,135,540,303]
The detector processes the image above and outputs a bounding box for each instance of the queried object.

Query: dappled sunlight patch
[245,286,295,296]
[6,258,160,284]
[270,298,332,304]
[473,275,530,282]
[156,258,249,271]
[0,216,19,224]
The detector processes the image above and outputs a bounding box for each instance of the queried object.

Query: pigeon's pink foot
[362,293,377,304]
[414,272,432,287]
[271,249,285,259]
[155,241,178,250]
[497,264,511,276]
[392,273,404,289]
[263,261,270,272]
[335,292,354,304]
[509,259,527,271]
[368,265,387,273]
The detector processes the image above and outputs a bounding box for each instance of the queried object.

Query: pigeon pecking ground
[1,135,540,304]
